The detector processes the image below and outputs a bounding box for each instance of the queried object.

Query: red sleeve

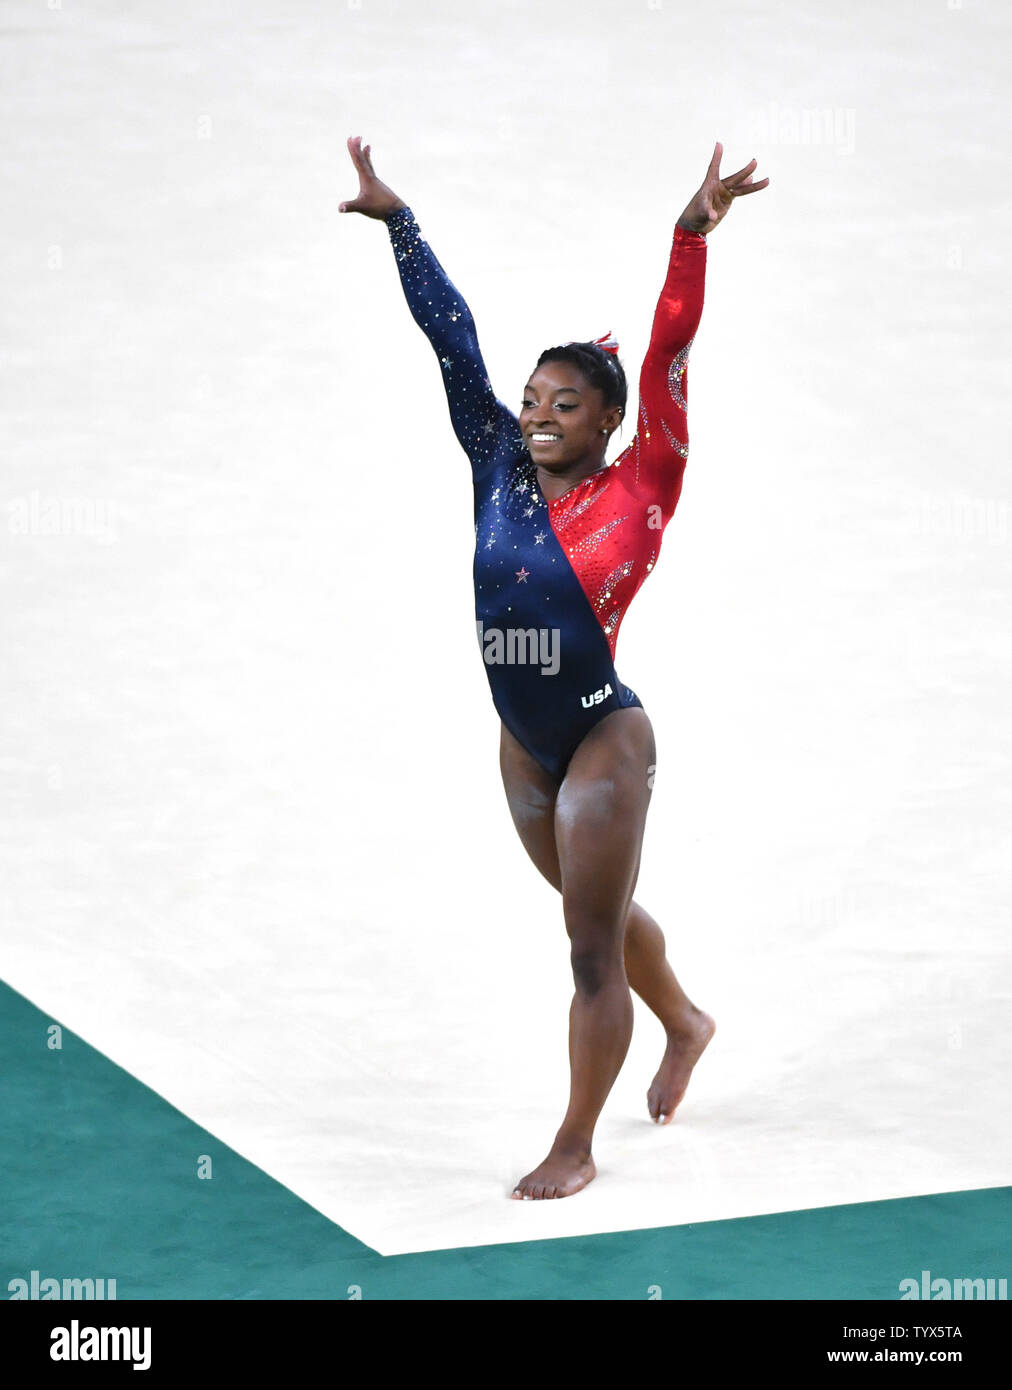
[620,224,707,520]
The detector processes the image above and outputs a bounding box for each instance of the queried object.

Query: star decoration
[515,567,530,583]
[534,532,546,544]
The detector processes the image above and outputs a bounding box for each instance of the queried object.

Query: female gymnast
[340,136,768,1200]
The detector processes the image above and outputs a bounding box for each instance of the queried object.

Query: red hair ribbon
[591,331,620,355]
[564,330,620,355]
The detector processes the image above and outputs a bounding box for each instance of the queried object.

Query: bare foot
[647,1009,715,1124]
[511,1143,597,1200]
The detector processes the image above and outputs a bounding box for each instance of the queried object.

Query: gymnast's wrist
[676,215,706,239]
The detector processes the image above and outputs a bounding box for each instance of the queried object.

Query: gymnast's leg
[500,719,715,1172]
[501,709,706,1198]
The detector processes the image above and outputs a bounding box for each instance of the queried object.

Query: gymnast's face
[521,362,623,469]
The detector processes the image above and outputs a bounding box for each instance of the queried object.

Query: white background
[2,0,1009,1254]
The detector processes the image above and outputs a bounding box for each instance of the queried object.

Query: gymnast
[340,135,768,1199]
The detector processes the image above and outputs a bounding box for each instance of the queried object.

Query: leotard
[386,205,707,780]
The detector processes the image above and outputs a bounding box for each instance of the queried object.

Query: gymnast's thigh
[498,720,562,892]
[553,706,656,928]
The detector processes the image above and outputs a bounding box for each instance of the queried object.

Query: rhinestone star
[515,567,530,583]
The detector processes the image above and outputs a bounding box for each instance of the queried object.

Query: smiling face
[520,361,623,472]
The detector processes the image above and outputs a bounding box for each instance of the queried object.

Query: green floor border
[2,980,1008,1299]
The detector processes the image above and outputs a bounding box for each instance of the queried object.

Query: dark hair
[534,342,627,416]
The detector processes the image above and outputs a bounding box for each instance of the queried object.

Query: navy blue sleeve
[385,206,524,477]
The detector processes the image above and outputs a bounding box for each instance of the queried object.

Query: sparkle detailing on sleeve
[666,341,692,413]
[385,205,524,477]
[660,415,689,459]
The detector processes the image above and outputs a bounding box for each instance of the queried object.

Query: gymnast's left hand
[676,142,769,236]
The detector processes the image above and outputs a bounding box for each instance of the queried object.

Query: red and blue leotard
[386,205,707,779]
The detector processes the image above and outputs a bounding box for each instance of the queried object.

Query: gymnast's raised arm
[624,142,770,518]
[339,136,521,474]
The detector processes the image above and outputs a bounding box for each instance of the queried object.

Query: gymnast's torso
[386,205,707,779]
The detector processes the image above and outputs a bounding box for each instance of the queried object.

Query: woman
[340,136,768,1200]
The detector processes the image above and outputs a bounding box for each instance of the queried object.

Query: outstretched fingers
[340,134,385,215]
[347,134,379,180]
[721,156,758,185]
[725,174,770,197]
[701,147,771,212]
[717,154,770,203]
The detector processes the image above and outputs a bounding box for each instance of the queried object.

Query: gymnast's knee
[569,942,624,998]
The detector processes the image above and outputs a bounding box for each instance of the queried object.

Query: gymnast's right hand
[339,135,407,220]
